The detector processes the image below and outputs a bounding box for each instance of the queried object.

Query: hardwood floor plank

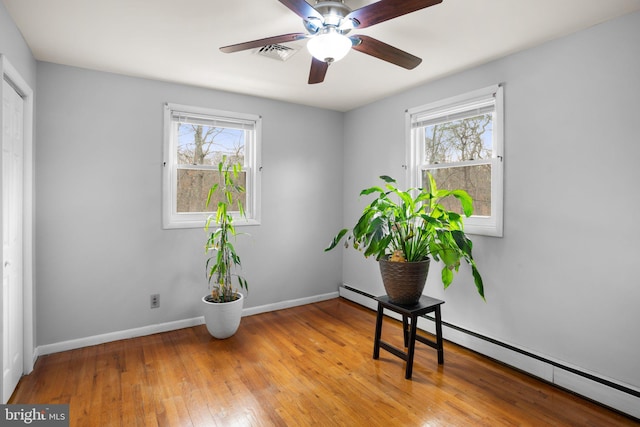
[9,298,637,426]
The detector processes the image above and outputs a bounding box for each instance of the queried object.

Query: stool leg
[373,303,384,359]
[405,314,419,379]
[435,305,444,364]
[402,315,409,347]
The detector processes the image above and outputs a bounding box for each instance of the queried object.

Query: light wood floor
[10,298,637,426]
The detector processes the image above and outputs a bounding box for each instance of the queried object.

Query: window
[163,103,261,229]
[406,85,503,236]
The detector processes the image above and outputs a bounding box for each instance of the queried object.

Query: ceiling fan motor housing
[304,1,356,35]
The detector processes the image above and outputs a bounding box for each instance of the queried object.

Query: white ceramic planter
[202,293,244,339]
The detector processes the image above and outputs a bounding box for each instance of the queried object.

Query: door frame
[1,55,34,381]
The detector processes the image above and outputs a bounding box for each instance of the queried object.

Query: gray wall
[35,63,344,345]
[343,10,640,391]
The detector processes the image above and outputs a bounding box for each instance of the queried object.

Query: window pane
[177,169,246,214]
[177,123,245,167]
[424,113,493,164]
[423,165,492,217]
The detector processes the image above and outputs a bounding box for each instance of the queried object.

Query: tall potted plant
[202,156,248,338]
[326,174,484,304]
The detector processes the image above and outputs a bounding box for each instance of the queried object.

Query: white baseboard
[339,285,640,420]
[340,287,378,310]
[37,291,340,357]
[37,317,205,356]
[242,291,339,316]
[553,367,640,419]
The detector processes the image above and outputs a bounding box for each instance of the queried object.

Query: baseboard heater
[340,284,640,420]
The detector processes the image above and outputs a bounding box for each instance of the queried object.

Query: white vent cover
[255,44,300,61]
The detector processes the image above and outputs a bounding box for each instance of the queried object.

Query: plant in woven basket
[204,156,248,303]
[325,174,484,300]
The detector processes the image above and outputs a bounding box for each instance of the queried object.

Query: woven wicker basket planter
[378,258,431,305]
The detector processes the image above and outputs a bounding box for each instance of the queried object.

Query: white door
[2,78,24,403]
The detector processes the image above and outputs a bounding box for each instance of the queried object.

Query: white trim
[36,291,339,356]
[38,317,206,356]
[554,368,640,419]
[241,291,338,317]
[340,284,640,419]
[407,85,500,118]
[1,55,35,377]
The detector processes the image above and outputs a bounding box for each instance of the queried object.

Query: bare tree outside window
[423,114,493,216]
[176,123,246,213]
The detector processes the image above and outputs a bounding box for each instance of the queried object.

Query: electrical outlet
[150,294,160,309]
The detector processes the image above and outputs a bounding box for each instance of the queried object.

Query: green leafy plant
[204,156,248,302]
[325,174,484,299]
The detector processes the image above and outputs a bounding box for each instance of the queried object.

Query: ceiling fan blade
[346,0,442,29]
[308,58,329,84]
[350,35,422,69]
[220,33,307,53]
[278,0,323,20]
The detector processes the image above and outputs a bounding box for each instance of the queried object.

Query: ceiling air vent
[255,44,299,62]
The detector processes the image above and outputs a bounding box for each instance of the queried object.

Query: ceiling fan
[220,0,443,84]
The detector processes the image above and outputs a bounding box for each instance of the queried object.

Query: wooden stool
[373,295,444,379]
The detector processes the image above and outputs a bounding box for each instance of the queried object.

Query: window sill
[162,217,261,230]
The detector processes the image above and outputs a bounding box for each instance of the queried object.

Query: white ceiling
[4,0,640,111]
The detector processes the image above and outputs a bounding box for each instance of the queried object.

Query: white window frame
[406,84,504,237]
[162,103,261,229]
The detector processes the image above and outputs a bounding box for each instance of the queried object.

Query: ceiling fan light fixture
[307,31,352,63]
